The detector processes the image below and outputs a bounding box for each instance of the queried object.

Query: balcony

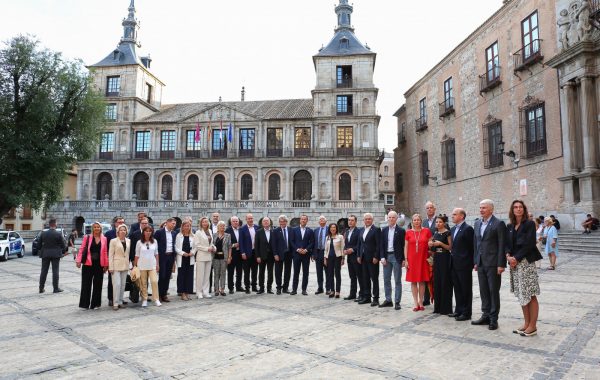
[479,66,502,94]
[294,148,311,157]
[238,148,255,158]
[160,150,175,159]
[438,97,455,118]
[337,147,353,157]
[513,40,543,72]
[99,152,113,160]
[266,148,283,157]
[337,78,352,88]
[185,150,209,159]
[415,116,428,133]
[134,151,149,159]
[211,149,227,158]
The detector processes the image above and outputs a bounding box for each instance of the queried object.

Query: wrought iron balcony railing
[438,97,455,118]
[513,39,543,72]
[479,66,502,94]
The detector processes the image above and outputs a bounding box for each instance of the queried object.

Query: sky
[0,0,502,151]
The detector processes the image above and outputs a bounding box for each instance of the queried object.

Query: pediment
[181,103,259,124]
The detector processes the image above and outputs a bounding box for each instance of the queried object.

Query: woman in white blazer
[109,224,130,310]
[324,223,345,299]
[175,220,196,301]
[193,217,215,299]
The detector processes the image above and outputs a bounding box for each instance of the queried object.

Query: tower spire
[121,0,140,47]
[335,0,354,32]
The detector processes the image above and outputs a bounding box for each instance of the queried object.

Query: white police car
[0,230,25,261]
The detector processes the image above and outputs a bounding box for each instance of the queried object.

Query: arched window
[240,174,253,200]
[339,173,351,200]
[133,172,149,200]
[213,174,225,200]
[187,175,199,200]
[293,170,312,200]
[96,172,113,200]
[161,175,173,200]
[268,174,281,200]
[384,166,389,174]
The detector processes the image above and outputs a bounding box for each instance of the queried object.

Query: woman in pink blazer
[76,222,108,309]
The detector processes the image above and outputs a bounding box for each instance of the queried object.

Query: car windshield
[0,232,7,240]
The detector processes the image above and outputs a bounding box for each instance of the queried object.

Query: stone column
[149,169,157,201]
[580,76,599,171]
[125,170,131,200]
[175,168,182,201]
[76,170,83,200]
[256,167,263,200]
[285,167,291,201]
[229,167,235,201]
[202,168,208,201]
[357,166,363,201]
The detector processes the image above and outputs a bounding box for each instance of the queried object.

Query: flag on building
[194,122,201,143]
[219,119,224,142]
[228,123,233,143]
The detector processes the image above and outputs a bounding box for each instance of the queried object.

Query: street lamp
[425,170,439,185]
[498,141,520,165]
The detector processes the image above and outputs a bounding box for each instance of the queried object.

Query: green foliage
[0,35,105,218]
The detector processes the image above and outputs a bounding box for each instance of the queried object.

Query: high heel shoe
[413,306,419,312]
[418,306,425,311]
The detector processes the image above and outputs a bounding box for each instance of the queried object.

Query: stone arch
[293,170,312,200]
[265,170,284,200]
[210,171,227,200]
[185,172,200,200]
[133,171,149,200]
[239,173,254,200]
[158,172,174,200]
[96,172,113,200]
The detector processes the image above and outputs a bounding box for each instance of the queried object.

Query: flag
[194,122,200,143]
[219,119,224,142]
[208,120,212,143]
[228,123,233,143]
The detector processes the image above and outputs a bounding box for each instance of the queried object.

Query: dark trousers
[242,254,258,289]
[325,255,342,293]
[177,257,194,294]
[107,272,113,301]
[452,266,473,317]
[79,259,103,309]
[275,254,292,290]
[433,253,453,314]
[347,253,362,298]
[314,251,326,291]
[39,257,60,290]
[292,254,310,291]
[478,265,502,322]
[158,254,175,297]
[227,253,243,290]
[361,259,379,300]
[258,257,274,290]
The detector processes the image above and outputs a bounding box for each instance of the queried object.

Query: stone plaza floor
[0,252,599,379]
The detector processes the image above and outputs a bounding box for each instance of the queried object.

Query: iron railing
[479,66,502,93]
[415,116,428,132]
[513,39,543,72]
[438,97,455,118]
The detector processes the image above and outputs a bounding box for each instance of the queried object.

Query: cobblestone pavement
[0,252,599,379]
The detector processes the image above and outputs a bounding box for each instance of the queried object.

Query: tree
[0,35,105,223]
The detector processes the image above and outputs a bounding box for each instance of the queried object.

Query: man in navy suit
[343,215,362,301]
[380,211,405,310]
[449,208,475,321]
[239,213,259,293]
[472,199,506,330]
[312,215,328,295]
[273,215,293,294]
[154,217,177,302]
[255,217,275,294]
[225,216,243,294]
[358,213,381,307]
[290,214,314,295]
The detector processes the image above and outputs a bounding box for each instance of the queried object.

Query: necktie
[283,228,288,248]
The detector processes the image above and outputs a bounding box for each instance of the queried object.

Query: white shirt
[233,228,239,243]
[347,228,353,241]
[282,227,288,247]
[248,226,256,249]
[480,217,490,236]
[387,226,395,252]
[136,241,158,270]
[318,226,326,249]
[426,218,435,229]
[165,228,173,253]
[453,222,464,240]
[301,227,306,239]
[362,226,371,240]
[265,229,271,242]
[211,224,218,235]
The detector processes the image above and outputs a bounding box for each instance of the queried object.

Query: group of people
[37,199,556,337]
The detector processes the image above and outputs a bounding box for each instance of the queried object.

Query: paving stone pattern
[0,252,599,379]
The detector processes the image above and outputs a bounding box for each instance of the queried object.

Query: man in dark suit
[129,211,147,235]
[154,217,177,302]
[105,216,125,306]
[380,211,405,310]
[312,215,328,295]
[290,214,314,295]
[128,218,149,262]
[422,201,437,306]
[226,216,243,294]
[239,213,259,293]
[472,199,507,330]
[358,213,381,307]
[343,215,362,301]
[449,208,475,321]
[38,219,67,293]
[273,214,293,294]
[255,217,275,294]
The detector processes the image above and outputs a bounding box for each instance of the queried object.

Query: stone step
[562,247,600,254]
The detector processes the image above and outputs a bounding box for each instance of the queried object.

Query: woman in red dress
[405,214,432,311]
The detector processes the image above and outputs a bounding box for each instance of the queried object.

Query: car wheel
[1,248,7,262]
[17,248,24,258]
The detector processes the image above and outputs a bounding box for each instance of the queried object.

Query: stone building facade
[51,0,385,228]
[379,153,395,209]
[394,0,600,228]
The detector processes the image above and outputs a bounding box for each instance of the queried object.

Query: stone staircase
[558,231,600,255]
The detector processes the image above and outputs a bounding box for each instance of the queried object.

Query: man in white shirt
[255,217,275,294]
[380,211,405,310]
[239,214,259,293]
[312,215,328,295]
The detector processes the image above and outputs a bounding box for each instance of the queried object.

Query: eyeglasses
[146,243,150,249]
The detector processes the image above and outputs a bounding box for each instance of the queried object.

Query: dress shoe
[329,293,335,298]
[394,303,401,310]
[471,316,491,326]
[267,289,274,294]
[53,288,64,293]
[488,321,499,330]
[423,300,431,306]
[252,287,259,293]
[302,291,308,296]
[455,315,471,321]
[447,313,459,318]
[245,288,251,294]
[276,290,281,295]
[315,289,324,295]
[357,299,371,305]
[290,290,297,295]
[370,301,379,307]
[162,296,171,303]
[354,297,362,303]
[282,289,289,294]
[256,289,265,295]
[344,295,356,301]
[39,288,45,294]
[335,294,340,299]
[379,300,393,308]
[220,291,227,296]
[108,300,114,307]
[229,289,234,295]
[236,287,244,292]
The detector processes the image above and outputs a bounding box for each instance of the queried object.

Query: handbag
[541,236,547,245]
[130,266,140,282]
[426,254,434,266]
